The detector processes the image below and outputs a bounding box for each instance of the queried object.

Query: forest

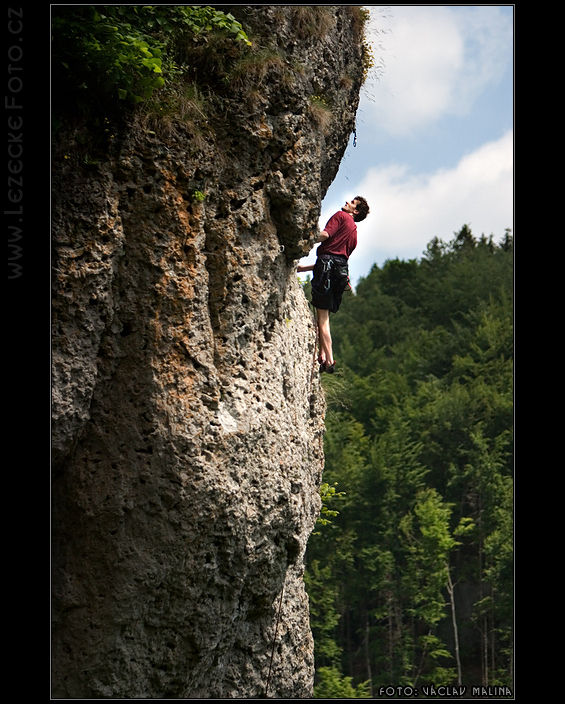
[303,225,514,697]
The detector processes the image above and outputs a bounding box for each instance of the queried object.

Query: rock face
[51,6,364,698]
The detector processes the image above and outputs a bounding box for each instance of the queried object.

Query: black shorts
[311,254,350,313]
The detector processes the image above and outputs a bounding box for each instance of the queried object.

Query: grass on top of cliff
[277,6,335,39]
[224,47,286,90]
[136,81,213,143]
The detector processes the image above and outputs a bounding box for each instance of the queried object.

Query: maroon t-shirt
[316,210,357,259]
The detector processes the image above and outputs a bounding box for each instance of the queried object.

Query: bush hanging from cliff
[51,5,251,117]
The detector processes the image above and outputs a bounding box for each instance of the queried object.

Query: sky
[299,4,514,288]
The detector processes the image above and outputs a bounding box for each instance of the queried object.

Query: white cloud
[318,130,513,285]
[362,5,513,136]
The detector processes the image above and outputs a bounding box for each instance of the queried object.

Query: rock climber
[297,196,370,373]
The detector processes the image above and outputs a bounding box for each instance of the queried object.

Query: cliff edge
[51,6,365,697]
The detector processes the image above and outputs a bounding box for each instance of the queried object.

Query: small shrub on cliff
[51,5,251,117]
[191,189,207,203]
[313,482,346,535]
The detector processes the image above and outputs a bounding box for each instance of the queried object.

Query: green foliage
[400,488,472,627]
[305,227,513,691]
[314,482,346,534]
[304,561,343,664]
[191,189,207,203]
[314,666,371,698]
[51,5,251,114]
[145,5,252,46]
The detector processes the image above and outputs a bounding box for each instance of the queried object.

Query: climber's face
[342,199,360,216]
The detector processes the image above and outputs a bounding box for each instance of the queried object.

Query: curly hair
[353,196,370,222]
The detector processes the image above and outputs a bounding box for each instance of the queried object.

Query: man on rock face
[297,196,370,373]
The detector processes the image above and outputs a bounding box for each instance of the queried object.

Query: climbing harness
[311,256,350,314]
[319,258,333,293]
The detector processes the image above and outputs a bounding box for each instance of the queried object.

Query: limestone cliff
[51,6,365,698]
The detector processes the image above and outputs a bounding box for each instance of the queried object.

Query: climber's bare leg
[316,308,333,365]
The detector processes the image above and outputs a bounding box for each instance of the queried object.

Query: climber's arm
[296,230,329,271]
